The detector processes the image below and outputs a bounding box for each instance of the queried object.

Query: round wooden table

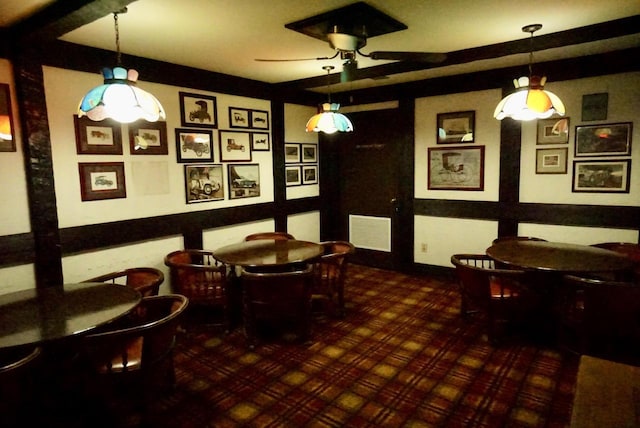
[212,239,323,268]
[0,283,141,349]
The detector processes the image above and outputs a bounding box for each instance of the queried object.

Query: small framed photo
[537,118,569,144]
[285,143,301,163]
[74,116,122,155]
[0,83,16,152]
[285,166,302,186]
[78,162,126,201]
[302,165,318,184]
[128,120,168,154]
[179,92,217,128]
[229,107,250,128]
[219,130,251,162]
[301,144,317,163]
[175,128,214,163]
[437,111,475,144]
[575,122,632,157]
[428,146,485,190]
[251,132,270,151]
[572,159,631,193]
[250,110,269,129]
[582,93,608,122]
[228,164,260,199]
[185,163,224,203]
[536,148,568,174]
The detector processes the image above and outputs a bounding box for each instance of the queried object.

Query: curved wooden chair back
[492,236,547,245]
[244,231,295,241]
[591,242,640,281]
[312,241,355,317]
[240,265,314,348]
[84,267,165,297]
[0,346,41,426]
[164,250,230,330]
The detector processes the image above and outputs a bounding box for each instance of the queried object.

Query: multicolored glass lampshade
[77,67,165,123]
[494,75,565,121]
[305,103,353,134]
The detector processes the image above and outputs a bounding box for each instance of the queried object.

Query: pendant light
[77,8,165,124]
[305,66,353,134]
[494,24,565,121]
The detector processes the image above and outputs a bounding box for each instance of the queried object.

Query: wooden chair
[244,231,295,241]
[84,267,165,297]
[164,249,231,331]
[312,240,355,318]
[240,264,314,349]
[492,236,547,245]
[79,294,188,425]
[557,275,640,364]
[451,254,537,345]
[0,346,42,427]
[591,242,640,281]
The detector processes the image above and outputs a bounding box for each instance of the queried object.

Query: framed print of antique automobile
[250,110,269,130]
[185,163,224,203]
[575,122,632,157]
[537,118,569,144]
[228,163,260,199]
[428,146,485,190]
[572,159,630,193]
[251,132,270,151]
[302,165,318,184]
[0,83,16,151]
[284,143,300,163]
[179,92,217,128]
[219,130,251,162]
[436,111,475,144]
[175,128,214,163]
[74,116,122,155]
[536,148,568,174]
[79,162,126,201]
[229,107,250,129]
[301,144,317,163]
[285,166,301,186]
[128,120,168,154]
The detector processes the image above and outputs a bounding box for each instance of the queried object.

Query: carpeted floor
[148,264,579,428]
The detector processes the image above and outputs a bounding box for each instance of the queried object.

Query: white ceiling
[3,0,640,92]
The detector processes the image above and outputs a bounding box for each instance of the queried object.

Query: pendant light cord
[114,12,121,65]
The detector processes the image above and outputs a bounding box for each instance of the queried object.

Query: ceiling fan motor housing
[327,30,366,51]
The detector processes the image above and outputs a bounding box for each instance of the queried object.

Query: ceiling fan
[255,2,447,82]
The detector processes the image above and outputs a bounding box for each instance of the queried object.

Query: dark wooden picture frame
[428,145,485,190]
[128,120,168,154]
[437,110,475,144]
[219,130,252,162]
[536,147,568,174]
[0,83,16,152]
[228,163,261,199]
[575,122,632,157]
[184,163,224,203]
[285,165,302,186]
[301,144,317,163]
[250,132,270,151]
[250,110,269,130]
[74,116,122,155]
[175,128,214,163]
[285,143,301,163]
[79,162,126,201]
[302,165,318,184]
[537,118,569,144]
[581,92,608,122]
[229,107,250,129]
[179,92,217,128]
[572,159,631,193]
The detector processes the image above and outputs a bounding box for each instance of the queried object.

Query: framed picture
[229,107,250,128]
[219,130,252,162]
[285,166,301,186]
[575,122,632,157]
[572,159,631,193]
[302,165,318,184]
[175,128,214,163]
[179,92,217,128]
[251,132,270,151]
[228,164,261,199]
[78,162,126,201]
[128,120,168,154]
[250,110,269,130]
[436,111,475,144]
[0,83,16,152]
[537,117,569,144]
[74,116,122,155]
[581,93,608,122]
[184,164,224,203]
[536,148,568,174]
[285,143,301,163]
[428,146,485,190]
[301,144,317,163]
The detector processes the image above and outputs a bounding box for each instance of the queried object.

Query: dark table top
[486,240,634,273]
[0,282,141,349]
[212,239,323,267]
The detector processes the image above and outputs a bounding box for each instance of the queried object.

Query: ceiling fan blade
[368,51,447,63]
[255,52,339,62]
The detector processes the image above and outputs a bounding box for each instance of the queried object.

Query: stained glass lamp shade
[306,103,353,134]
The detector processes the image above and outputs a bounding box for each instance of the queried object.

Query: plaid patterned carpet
[152,264,579,428]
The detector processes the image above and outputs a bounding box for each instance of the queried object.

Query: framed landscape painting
[575,122,632,157]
